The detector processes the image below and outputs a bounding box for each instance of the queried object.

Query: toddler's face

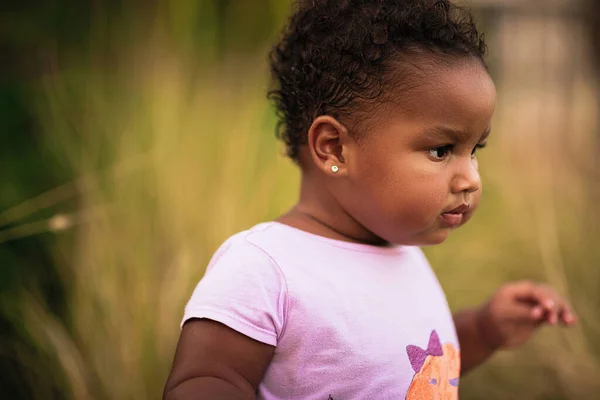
[338,60,496,245]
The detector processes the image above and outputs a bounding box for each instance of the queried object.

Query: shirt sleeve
[182,239,288,347]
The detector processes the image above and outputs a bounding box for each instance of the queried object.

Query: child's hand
[476,281,577,350]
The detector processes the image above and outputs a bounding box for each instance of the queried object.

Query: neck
[277,169,389,246]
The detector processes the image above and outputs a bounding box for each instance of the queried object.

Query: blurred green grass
[1,1,599,399]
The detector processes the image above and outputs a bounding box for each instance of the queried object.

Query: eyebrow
[422,126,491,143]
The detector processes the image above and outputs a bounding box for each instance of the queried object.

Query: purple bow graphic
[406,330,444,372]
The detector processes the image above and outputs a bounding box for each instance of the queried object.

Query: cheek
[357,156,449,220]
[392,159,449,206]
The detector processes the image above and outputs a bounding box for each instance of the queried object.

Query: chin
[390,229,450,247]
[417,229,451,246]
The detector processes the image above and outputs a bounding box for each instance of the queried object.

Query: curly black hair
[268,0,487,161]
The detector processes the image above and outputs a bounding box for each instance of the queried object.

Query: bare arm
[453,308,496,375]
[163,319,275,400]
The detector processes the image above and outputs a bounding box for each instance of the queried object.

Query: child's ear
[307,115,350,176]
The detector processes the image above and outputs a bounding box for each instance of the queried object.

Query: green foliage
[1,1,599,399]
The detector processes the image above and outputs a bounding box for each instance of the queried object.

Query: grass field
[5,5,600,399]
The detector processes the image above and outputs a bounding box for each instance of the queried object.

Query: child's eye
[471,143,487,157]
[429,145,452,160]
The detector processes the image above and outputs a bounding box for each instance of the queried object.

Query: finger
[559,304,578,326]
[509,280,538,301]
[543,295,579,327]
[530,305,544,321]
[510,282,554,319]
[542,299,559,325]
[523,283,565,323]
[510,303,545,322]
[561,312,577,326]
[511,281,549,305]
[539,290,577,327]
[507,282,577,327]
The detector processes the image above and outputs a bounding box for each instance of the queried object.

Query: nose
[451,158,481,194]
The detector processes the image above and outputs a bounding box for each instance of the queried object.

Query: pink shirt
[183,222,460,399]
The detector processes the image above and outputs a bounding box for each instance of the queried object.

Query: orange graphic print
[406,330,460,400]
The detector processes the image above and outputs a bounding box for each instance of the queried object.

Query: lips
[441,203,471,227]
[446,203,471,214]
[440,212,463,226]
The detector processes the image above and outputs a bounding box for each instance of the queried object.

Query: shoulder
[184,223,290,343]
[209,222,302,266]
[210,222,278,257]
[204,223,287,279]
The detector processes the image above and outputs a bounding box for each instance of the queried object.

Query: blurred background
[1,0,599,398]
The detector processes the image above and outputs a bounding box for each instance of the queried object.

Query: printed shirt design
[406,330,460,399]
